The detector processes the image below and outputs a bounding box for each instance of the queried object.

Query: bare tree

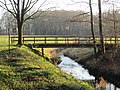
[103,0,120,44]
[112,3,117,44]
[68,0,97,54]
[98,0,105,53]
[89,0,97,54]
[0,0,47,46]
[108,2,119,45]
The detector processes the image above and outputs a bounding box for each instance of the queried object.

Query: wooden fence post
[34,37,35,44]
[23,37,24,44]
[45,37,46,44]
[41,48,44,56]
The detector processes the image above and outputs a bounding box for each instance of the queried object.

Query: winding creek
[58,55,120,90]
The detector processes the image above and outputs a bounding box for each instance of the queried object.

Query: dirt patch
[16,66,41,71]
[6,58,20,62]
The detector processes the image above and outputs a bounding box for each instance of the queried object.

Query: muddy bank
[63,48,120,88]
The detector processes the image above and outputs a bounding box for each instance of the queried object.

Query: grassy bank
[0,45,95,90]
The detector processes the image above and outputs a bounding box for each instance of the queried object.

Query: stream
[58,55,120,90]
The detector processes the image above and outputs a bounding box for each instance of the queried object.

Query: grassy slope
[0,46,95,90]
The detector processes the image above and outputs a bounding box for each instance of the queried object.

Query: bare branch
[24,0,47,22]
[71,0,81,4]
[0,0,16,18]
[65,13,90,24]
[24,0,39,14]
[9,0,17,14]
[67,12,90,24]
[71,12,90,19]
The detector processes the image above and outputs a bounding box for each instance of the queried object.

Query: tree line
[0,10,93,36]
[0,9,120,37]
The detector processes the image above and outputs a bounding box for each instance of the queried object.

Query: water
[58,55,120,90]
[58,55,95,80]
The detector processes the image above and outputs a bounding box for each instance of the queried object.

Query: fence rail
[10,35,120,48]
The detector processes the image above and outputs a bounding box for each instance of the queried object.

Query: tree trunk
[17,0,22,46]
[98,0,105,53]
[113,4,117,45]
[17,22,23,46]
[89,0,97,54]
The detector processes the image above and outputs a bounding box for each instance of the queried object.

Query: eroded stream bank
[62,48,120,88]
[57,55,120,90]
[34,47,120,89]
[48,48,120,90]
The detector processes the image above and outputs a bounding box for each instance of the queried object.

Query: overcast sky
[44,0,120,12]
[42,0,99,12]
[0,0,120,18]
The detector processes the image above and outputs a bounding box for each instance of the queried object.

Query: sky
[43,0,120,13]
[0,0,120,18]
[42,0,99,12]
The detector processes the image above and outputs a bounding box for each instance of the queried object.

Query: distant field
[0,35,9,45]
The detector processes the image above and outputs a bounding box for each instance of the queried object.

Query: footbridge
[10,35,118,48]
